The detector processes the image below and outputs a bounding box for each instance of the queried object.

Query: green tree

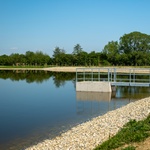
[72,44,83,55]
[10,53,22,65]
[76,51,88,66]
[0,54,11,65]
[102,41,119,65]
[119,31,150,54]
[35,51,49,65]
[88,51,99,66]
[19,54,27,65]
[53,47,66,66]
[25,51,36,65]
[53,47,61,58]
[65,54,74,66]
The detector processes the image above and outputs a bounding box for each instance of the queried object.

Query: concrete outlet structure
[76,81,112,92]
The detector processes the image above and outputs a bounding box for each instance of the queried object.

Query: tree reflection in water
[0,70,75,87]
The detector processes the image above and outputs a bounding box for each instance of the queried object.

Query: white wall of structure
[76,81,112,92]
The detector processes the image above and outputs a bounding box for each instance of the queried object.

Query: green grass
[0,65,49,68]
[121,146,136,150]
[94,114,150,150]
[0,65,150,68]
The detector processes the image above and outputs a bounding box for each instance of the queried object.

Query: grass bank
[0,65,150,68]
[94,114,150,150]
[0,65,47,68]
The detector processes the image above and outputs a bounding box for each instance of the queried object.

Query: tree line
[1,31,150,66]
[0,51,51,66]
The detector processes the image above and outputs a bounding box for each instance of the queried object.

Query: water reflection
[76,91,111,101]
[76,86,150,117]
[0,70,75,86]
[76,86,150,101]
[0,70,150,150]
[76,92,111,117]
[114,86,150,99]
[52,72,75,87]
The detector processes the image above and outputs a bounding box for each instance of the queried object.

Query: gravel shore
[1,66,150,73]
[26,97,150,150]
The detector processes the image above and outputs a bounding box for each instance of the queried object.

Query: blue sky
[0,0,150,56]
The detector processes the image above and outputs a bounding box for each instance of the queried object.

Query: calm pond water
[0,70,150,150]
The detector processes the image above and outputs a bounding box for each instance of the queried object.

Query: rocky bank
[26,97,150,150]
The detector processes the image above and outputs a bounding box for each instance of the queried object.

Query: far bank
[1,66,150,73]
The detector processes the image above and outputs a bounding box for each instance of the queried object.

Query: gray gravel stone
[26,97,150,150]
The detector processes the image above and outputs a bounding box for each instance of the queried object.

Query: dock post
[98,68,100,81]
[108,68,110,82]
[91,68,93,81]
[133,68,135,82]
[83,68,85,81]
[76,68,78,83]
[114,68,116,82]
[130,69,131,84]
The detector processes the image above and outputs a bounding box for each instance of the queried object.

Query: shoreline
[26,97,150,150]
[0,66,150,73]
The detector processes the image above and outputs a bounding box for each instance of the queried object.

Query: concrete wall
[76,81,112,92]
[76,91,111,101]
